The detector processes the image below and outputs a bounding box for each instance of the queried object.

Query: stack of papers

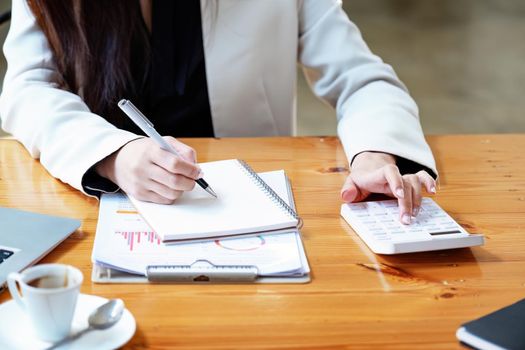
[91,171,310,283]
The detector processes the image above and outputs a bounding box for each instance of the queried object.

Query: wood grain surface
[1,135,524,349]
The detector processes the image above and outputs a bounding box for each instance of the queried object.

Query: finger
[398,177,412,225]
[127,186,180,205]
[416,170,437,194]
[148,164,196,192]
[146,179,184,203]
[383,164,405,199]
[406,174,422,217]
[341,176,361,202]
[151,150,200,179]
[164,137,197,163]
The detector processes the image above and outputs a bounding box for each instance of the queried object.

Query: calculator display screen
[429,230,462,236]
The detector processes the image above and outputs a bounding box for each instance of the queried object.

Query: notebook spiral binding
[237,159,303,229]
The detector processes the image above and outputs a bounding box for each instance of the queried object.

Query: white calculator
[340,198,484,254]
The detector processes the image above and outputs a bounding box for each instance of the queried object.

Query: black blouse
[121,0,214,137]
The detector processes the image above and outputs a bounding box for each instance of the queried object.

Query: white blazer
[0,0,437,195]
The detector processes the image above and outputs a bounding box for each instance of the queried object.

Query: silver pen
[118,99,217,198]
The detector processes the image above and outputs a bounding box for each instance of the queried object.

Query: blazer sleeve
[298,0,437,177]
[0,0,141,195]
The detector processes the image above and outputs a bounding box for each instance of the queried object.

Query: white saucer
[0,293,136,350]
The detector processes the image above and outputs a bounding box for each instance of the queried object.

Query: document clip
[146,260,259,283]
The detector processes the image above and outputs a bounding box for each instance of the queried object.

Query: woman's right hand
[96,136,201,204]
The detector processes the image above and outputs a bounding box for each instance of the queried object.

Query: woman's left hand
[341,151,436,225]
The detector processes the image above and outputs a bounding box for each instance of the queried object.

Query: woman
[0,0,436,224]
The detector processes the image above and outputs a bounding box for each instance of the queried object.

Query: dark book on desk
[456,298,525,350]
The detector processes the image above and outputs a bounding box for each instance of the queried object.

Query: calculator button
[407,228,425,234]
[351,203,367,209]
[361,220,376,226]
[371,232,388,237]
[375,236,392,241]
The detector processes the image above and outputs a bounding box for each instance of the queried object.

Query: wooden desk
[1,135,524,349]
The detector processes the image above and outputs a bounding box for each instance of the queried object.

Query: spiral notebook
[129,159,302,242]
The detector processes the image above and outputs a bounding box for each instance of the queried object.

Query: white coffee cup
[7,264,83,342]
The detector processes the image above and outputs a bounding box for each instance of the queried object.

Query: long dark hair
[27,0,148,118]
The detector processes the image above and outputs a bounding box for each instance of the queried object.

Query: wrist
[95,152,118,182]
[352,151,396,168]
[95,137,144,182]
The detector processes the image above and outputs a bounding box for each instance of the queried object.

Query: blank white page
[129,159,299,241]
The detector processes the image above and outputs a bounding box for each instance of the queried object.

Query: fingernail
[402,214,411,225]
[395,188,404,198]
[412,207,419,217]
[430,186,436,194]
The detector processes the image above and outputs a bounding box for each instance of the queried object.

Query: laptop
[0,207,80,291]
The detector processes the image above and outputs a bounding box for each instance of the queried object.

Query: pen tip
[206,187,218,198]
